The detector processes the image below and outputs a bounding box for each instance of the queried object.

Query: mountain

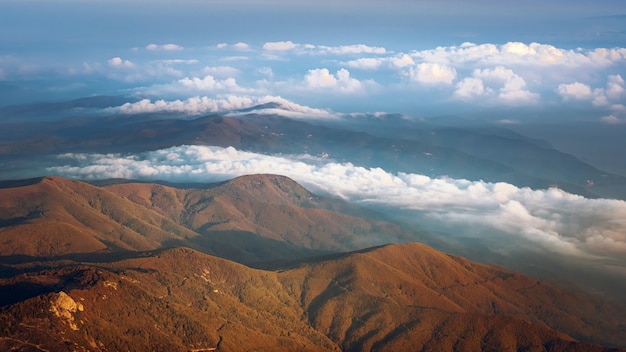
[3,105,625,199]
[0,175,418,264]
[0,176,200,256]
[1,175,625,350]
[1,245,624,351]
[280,243,626,350]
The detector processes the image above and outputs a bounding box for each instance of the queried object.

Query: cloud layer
[48,145,626,265]
[107,95,337,119]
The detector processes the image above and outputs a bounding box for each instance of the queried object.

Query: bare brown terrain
[0,246,624,351]
[0,175,416,264]
[0,175,625,351]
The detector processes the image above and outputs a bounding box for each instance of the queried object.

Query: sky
[1,0,626,293]
[1,0,626,120]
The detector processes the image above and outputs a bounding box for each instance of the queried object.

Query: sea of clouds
[49,145,626,267]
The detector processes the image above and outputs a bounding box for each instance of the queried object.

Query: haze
[2,0,626,298]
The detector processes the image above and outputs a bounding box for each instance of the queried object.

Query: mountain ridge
[0,175,419,263]
[1,175,625,350]
[1,245,624,351]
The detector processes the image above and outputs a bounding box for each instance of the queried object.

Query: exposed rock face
[50,291,83,331]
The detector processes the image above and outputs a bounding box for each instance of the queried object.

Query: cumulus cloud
[455,66,539,104]
[558,82,593,100]
[106,95,337,119]
[344,54,414,71]
[132,73,256,96]
[303,68,371,94]
[178,75,242,91]
[216,42,252,51]
[232,42,251,51]
[263,41,298,51]
[558,75,626,121]
[48,145,626,261]
[344,58,384,71]
[391,54,415,68]
[411,41,626,68]
[107,57,134,68]
[454,77,490,99]
[408,63,457,84]
[146,43,184,51]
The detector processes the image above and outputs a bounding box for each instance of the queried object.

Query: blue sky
[1,0,625,122]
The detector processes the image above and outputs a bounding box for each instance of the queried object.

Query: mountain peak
[217,174,316,205]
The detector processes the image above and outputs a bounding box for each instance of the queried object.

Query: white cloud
[179,75,242,91]
[48,145,626,261]
[344,54,414,71]
[411,41,626,68]
[262,41,387,56]
[472,66,539,104]
[132,73,256,96]
[263,41,298,51]
[454,77,489,99]
[344,58,384,71]
[600,115,624,124]
[107,57,134,68]
[408,63,457,84]
[113,96,249,115]
[303,68,370,94]
[558,82,593,100]
[606,74,625,100]
[232,42,251,51]
[106,95,337,119]
[391,54,415,68]
[558,75,626,109]
[216,42,252,51]
[315,44,386,55]
[146,43,184,51]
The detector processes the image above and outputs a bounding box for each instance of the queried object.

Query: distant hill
[3,108,625,198]
[0,246,624,351]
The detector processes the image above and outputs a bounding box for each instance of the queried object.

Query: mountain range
[1,175,625,351]
[2,97,626,199]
